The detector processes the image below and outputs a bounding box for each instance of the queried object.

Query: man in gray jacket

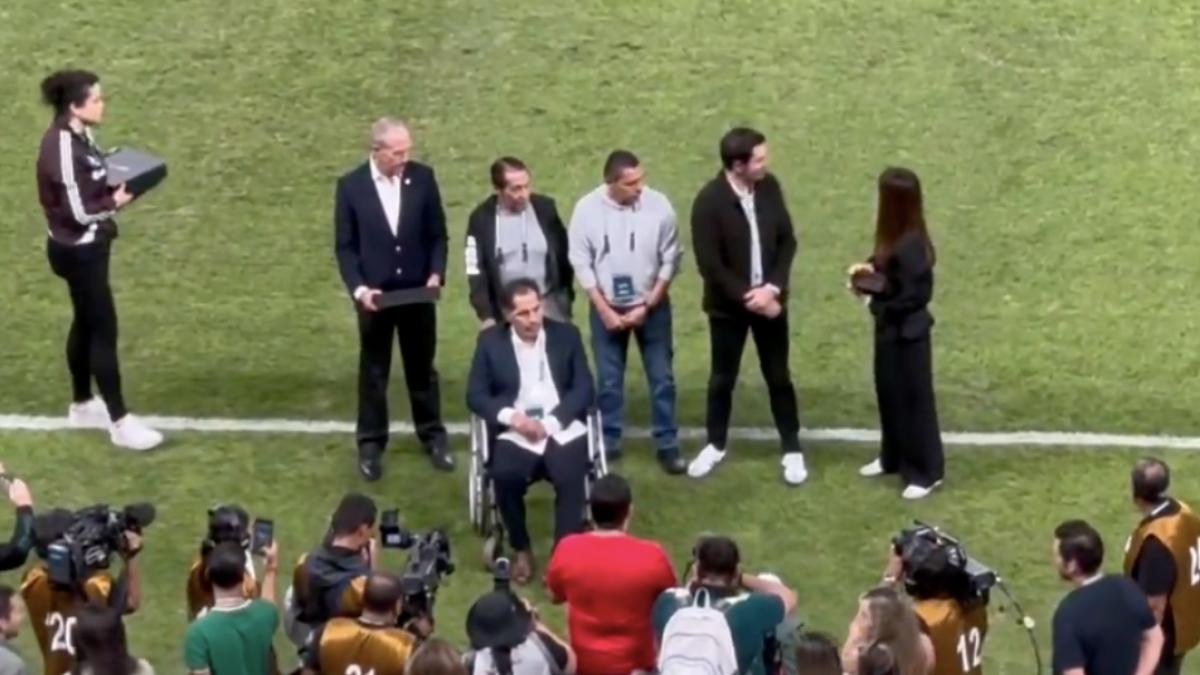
[568,150,685,474]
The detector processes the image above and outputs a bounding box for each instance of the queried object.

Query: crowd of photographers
[0,456,1193,675]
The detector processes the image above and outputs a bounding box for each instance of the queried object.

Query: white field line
[1,414,1199,449]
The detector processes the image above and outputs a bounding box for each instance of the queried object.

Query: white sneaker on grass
[110,415,163,451]
[781,452,808,486]
[687,444,726,478]
[68,398,109,429]
[859,459,885,477]
[901,480,944,500]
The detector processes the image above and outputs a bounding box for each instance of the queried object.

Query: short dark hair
[0,586,14,623]
[490,157,529,190]
[331,493,378,536]
[603,150,640,183]
[362,572,404,615]
[40,69,100,116]
[205,542,247,590]
[719,127,766,170]
[795,631,842,675]
[1132,458,1170,503]
[1054,519,1104,575]
[501,278,541,311]
[695,535,740,579]
[589,474,632,529]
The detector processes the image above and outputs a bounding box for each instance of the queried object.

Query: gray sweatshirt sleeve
[567,198,599,291]
[657,199,682,282]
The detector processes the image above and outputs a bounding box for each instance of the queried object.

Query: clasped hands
[509,411,550,442]
[743,285,782,318]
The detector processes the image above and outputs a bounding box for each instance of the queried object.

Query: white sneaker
[901,480,944,500]
[781,452,808,486]
[68,398,110,429]
[859,459,885,477]
[109,415,163,451]
[687,444,726,478]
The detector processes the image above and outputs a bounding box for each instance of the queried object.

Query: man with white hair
[334,118,452,480]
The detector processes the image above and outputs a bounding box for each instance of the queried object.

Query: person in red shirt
[546,474,676,675]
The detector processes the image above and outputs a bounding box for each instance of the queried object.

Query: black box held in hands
[105,148,168,197]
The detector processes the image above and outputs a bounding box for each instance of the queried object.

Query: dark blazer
[691,171,798,317]
[868,231,935,341]
[334,160,448,297]
[466,320,594,432]
[464,194,573,322]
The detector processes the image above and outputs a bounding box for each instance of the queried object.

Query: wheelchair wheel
[482,533,500,571]
[469,449,488,535]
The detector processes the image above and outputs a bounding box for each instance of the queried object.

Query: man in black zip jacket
[465,157,573,327]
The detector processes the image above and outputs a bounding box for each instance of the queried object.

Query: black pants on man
[705,312,802,453]
[356,302,446,455]
[491,437,589,552]
[873,335,944,487]
[47,238,127,422]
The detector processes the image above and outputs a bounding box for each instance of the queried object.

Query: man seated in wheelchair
[467,277,596,585]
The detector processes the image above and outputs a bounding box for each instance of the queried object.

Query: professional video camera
[380,510,455,625]
[893,521,996,606]
[33,503,155,589]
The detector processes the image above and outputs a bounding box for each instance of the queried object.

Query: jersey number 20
[47,612,77,655]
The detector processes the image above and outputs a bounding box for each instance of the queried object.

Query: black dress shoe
[358,444,384,482]
[657,453,687,475]
[427,443,456,472]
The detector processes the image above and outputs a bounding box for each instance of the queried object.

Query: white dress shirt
[727,173,781,297]
[496,328,586,454]
[370,157,401,236]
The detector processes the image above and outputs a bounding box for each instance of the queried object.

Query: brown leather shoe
[513,550,535,586]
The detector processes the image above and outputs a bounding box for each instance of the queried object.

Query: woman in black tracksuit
[36,69,162,450]
[849,167,944,500]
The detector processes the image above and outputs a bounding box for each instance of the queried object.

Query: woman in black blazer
[848,167,944,500]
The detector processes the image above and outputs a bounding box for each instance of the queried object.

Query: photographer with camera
[464,581,576,675]
[21,504,149,675]
[653,535,799,675]
[292,494,379,634]
[881,526,989,675]
[184,541,280,675]
[302,572,416,675]
[187,505,266,620]
[0,466,36,572]
[1123,458,1200,675]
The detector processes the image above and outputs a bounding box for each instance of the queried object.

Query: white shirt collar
[511,327,545,351]
[726,172,754,199]
[1151,500,1173,516]
[369,157,398,184]
[1081,572,1104,586]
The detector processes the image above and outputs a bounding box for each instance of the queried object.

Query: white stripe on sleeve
[59,130,115,226]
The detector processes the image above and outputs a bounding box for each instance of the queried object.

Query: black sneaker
[657,452,687,476]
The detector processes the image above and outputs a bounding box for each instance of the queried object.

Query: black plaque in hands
[851,271,887,294]
[377,287,441,308]
[105,148,168,197]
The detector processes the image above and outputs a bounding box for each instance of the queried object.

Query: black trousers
[46,238,127,421]
[355,302,446,453]
[491,436,588,552]
[873,335,944,487]
[705,312,802,453]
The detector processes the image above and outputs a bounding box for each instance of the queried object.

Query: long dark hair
[873,167,934,265]
[70,603,139,675]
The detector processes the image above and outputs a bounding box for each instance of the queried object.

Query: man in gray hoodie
[568,150,685,475]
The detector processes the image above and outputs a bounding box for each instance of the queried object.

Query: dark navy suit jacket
[334,160,448,296]
[466,319,594,432]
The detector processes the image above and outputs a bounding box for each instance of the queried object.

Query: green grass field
[3,1,1200,673]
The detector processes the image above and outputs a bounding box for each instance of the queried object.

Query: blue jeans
[589,301,678,456]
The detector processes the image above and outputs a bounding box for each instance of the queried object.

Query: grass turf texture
[2,0,1200,672]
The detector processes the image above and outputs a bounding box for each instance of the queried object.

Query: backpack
[657,588,740,675]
